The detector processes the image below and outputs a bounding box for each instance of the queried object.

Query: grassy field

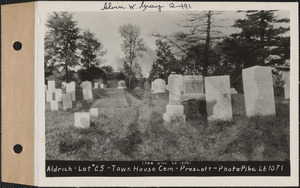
[46,87,289,161]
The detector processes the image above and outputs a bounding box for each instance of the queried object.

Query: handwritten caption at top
[100,1,192,12]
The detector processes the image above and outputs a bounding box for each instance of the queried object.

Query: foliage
[77,66,107,82]
[120,61,143,88]
[119,23,147,88]
[45,12,80,82]
[101,65,114,74]
[78,30,106,68]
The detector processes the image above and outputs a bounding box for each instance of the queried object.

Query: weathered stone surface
[74,112,90,128]
[183,75,203,94]
[90,108,99,117]
[66,82,76,101]
[168,74,183,105]
[55,89,62,102]
[166,105,184,115]
[153,79,166,93]
[205,75,233,120]
[50,101,59,111]
[48,80,55,92]
[242,66,276,116]
[46,90,54,102]
[62,93,72,110]
[82,81,93,100]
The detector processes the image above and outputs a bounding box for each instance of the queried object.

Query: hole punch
[13,41,22,51]
[13,144,23,154]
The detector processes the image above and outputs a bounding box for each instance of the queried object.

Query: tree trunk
[203,11,211,77]
[65,64,69,82]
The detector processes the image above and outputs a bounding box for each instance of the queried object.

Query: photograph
[44,9,290,164]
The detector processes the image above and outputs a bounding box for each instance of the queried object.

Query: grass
[46,88,290,161]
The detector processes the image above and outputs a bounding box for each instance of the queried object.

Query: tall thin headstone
[46,90,53,102]
[55,89,62,102]
[82,81,93,100]
[205,75,232,120]
[66,82,76,101]
[242,66,276,116]
[47,80,56,92]
[62,93,73,110]
[163,74,185,123]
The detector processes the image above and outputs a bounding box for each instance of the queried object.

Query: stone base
[163,113,186,123]
[166,104,184,114]
[153,90,166,94]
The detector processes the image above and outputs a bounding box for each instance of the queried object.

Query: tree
[101,65,114,73]
[120,61,143,88]
[174,11,225,76]
[45,12,80,82]
[149,39,182,81]
[78,30,106,68]
[119,23,147,88]
[231,10,290,67]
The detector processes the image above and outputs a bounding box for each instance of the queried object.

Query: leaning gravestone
[74,112,90,129]
[55,89,62,102]
[66,82,76,101]
[90,108,99,117]
[117,80,127,89]
[50,101,59,111]
[282,71,290,99]
[182,75,205,101]
[47,80,56,92]
[163,74,185,123]
[205,75,232,120]
[82,81,93,100]
[242,66,276,116]
[62,93,73,110]
[153,79,166,93]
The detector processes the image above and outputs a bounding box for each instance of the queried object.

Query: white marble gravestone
[74,112,90,129]
[46,90,54,102]
[163,74,185,123]
[153,79,166,93]
[182,75,205,101]
[62,93,72,110]
[50,101,59,111]
[100,83,105,89]
[117,80,127,89]
[242,66,276,116]
[282,71,290,99]
[55,89,62,102]
[205,76,232,121]
[66,82,76,101]
[82,81,93,100]
[90,108,99,117]
[47,80,56,92]
[94,83,99,89]
[61,82,67,89]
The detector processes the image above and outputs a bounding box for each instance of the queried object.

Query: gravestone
[100,83,105,89]
[82,81,93,100]
[66,82,76,101]
[282,71,290,99]
[55,89,62,102]
[151,81,154,91]
[117,80,127,89]
[153,79,166,93]
[163,74,186,123]
[50,101,59,111]
[242,66,276,116]
[47,80,56,92]
[62,93,72,110]
[182,75,205,101]
[74,112,90,129]
[205,75,232,120]
[46,90,54,102]
[94,83,99,89]
[90,108,99,117]
[230,88,238,94]
[61,82,67,89]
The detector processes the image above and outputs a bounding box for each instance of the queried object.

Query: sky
[72,11,289,77]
